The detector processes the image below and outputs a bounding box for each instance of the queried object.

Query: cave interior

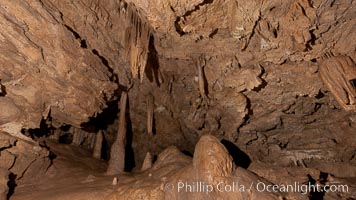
[0,0,356,200]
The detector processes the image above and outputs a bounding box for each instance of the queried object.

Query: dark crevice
[181,150,193,157]
[80,40,88,48]
[0,144,13,151]
[252,65,267,92]
[350,79,356,89]
[145,35,161,86]
[0,79,6,96]
[91,49,117,83]
[305,30,317,51]
[237,97,253,139]
[58,133,72,144]
[125,95,135,172]
[7,173,17,199]
[309,30,317,46]
[27,118,51,139]
[174,0,214,36]
[64,25,80,39]
[174,17,185,36]
[315,91,325,99]
[297,3,307,17]
[241,15,261,51]
[273,28,278,38]
[101,135,109,160]
[351,151,356,161]
[221,139,251,168]
[308,174,326,200]
[81,100,119,131]
[151,114,157,136]
[208,28,219,38]
[183,0,214,17]
[63,24,88,49]
[92,49,109,68]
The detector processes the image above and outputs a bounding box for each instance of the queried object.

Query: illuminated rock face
[319,56,356,111]
[0,0,355,155]
[0,0,356,199]
[0,0,118,135]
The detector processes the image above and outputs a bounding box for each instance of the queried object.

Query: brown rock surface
[0,0,355,199]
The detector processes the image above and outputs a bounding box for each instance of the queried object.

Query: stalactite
[49,129,61,141]
[71,128,87,146]
[146,93,154,136]
[197,55,209,104]
[89,133,96,149]
[107,92,128,175]
[122,2,151,82]
[71,128,80,146]
[93,131,103,159]
[141,152,153,171]
[319,56,356,111]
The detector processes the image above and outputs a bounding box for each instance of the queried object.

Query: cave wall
[0,0,118,135]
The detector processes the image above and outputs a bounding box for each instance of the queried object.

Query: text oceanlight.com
[166,181,349,195]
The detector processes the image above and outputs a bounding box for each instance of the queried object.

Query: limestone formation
[141,152,153,171]
[146,94,154,136]
[0,168,9,200]
[0,0,355,199]
[197,55,209,103]
[319,56,356,111]
[0,131,51,192]
[93,131,104,159]
[71,127,96,149]
[111,135,282,200]
[192,135,234,183]
[107,92,128,175]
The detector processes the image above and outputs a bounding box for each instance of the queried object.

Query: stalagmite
[112,177,118,186]
[93,131,103,159]
[107,92,128,175]
[146,94,154,136]
[141,152,153,171]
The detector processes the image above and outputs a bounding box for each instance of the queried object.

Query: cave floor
[8,138,356,200]
[10,141,119,200]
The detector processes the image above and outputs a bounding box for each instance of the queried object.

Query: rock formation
[0,168,9,200]
[141,152,153,171]
[107,92,128,175]
[93,130,104,159]
[0,0,355,199]
[107,135,284,200]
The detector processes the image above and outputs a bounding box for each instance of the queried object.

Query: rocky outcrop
[107,135,284,200]
[0,168,9,200]
[0,0,355,163]
[0,0,117,136]
[0,131,51,197]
